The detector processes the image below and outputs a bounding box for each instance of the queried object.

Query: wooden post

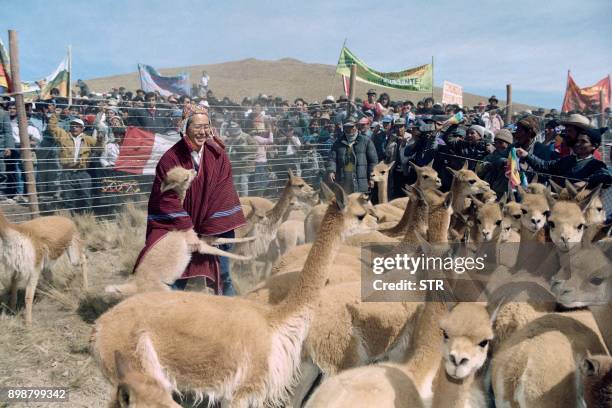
[347,64,357,118]
[505,84,512,124]
[8,30,40,217]
[599,89,606,127]
[67,45,72,105]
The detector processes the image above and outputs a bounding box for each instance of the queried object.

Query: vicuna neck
[273,204,345,321]
[388,197,419,236]
[428,207,451,244]
[431,367,479,408]
[450,180,470,214]
[377,178,388,203]
[268,181,294,224]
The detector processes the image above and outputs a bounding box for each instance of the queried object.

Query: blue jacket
[525,154,611,189]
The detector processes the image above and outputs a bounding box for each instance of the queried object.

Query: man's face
[494,139,508,152]
[425,100,433,109]
[70,123,84,137]
[345,126,357,137]
[186,114,212,149]
[573,134,595,157]
[146,96,156,108]
[8,105,16,118]
[490,100,498,107]
[295,101,305,112]
[514,125,531,146]
[396,125,406,137]
[383,122,391,131]
[368,93,376,103]
[565,125,579,145]
[467,129,481,143]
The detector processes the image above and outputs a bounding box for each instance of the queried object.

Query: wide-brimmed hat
[494,129,513,144]
[515,115,540,136]
[561,113,593,131]
[69,118,85,126]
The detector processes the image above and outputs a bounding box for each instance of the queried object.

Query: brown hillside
[84,58,536,112]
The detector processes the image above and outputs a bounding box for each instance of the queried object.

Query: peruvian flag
[561,72,610,113]
[114,127,180,175]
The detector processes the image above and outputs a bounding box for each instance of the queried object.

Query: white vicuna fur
[92,183,373,407]
[0,209,87,326]
[105,166,254,296]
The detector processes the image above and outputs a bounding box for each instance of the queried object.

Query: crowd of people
[0,83,610,220]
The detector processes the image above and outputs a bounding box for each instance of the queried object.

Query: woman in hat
[516,127,611,189]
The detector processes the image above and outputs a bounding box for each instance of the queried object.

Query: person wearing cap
[559,113,602,160]
[516,127,611,189]
[48,113,100,212]
[440,124,491,172]
[478,129,513,198]
[327,121,378,194]
[363,89,377,111]
[371,115,394,161]
[385,118,414,199]
[512,115,557,182]
[356,117,372,138]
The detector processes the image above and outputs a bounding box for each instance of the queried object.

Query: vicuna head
[160,167,197,202]
[473,197,503,242]
[410,159,441,189]
[370,161,394,183]
[551,244,611,308]
[546,188,600,251]
[287,169,316,200]
[447,161,490,196]
[331,185,377,239]
[518,187,550,233]
[439,303,495,380]
[525,174,547,195]
[552,180,605,226]
[110,351,181,408]
[579,354,612,408]
[502,193,523,233]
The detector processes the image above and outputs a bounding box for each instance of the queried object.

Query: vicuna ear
[499,193,508,205]
[331,182,348,211]
[320,182,335,203]
[471,195,485,208]
[486,296,506,326]
[565,180,579,198]
[461,160,469,170]
[544,186,557,209]
[517,186,527,200]
[387,160,396,170]
[414,230,432,254]
[408,161,419,171]
[160,181,175,193]
[531,173,539,184]
[446,166,458,177]
[581,357,600,377]
[548,179,563,195]
[114,351,131,381]
[288,168,295,179]
[579,185,602,213]
[427,158,435,168]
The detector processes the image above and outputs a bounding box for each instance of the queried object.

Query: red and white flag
[114,127,180,175]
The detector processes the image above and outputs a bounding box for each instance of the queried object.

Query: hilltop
[84,58,536,111]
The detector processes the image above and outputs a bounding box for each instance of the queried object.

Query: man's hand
[515,148,528,158]
[485,144,495,154]
[328,172,335,183]
[3,149,10,158]
[185,229,201,253]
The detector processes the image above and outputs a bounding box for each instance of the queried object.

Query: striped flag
[114,127,181,175]
[445,111,464,125]
[37,55,70,99]
[505,147,528,188]
[138,64,190,97]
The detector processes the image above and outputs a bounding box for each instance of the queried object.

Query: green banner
[336,46,432,92]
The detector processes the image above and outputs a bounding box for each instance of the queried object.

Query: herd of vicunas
[0,160,610,407]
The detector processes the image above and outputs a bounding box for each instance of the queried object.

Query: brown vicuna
[305,302,495,408]
[110,351,181,408]
[104,167,254,296]
[379,185,429,239]
[579,354,612,408]
[551,242,612,353]
[447,161,491,239]
[370,160,395,204]
[91,183,373,407]
[551,180,606,242]
[0,210,87,326]
[491,309,608,408]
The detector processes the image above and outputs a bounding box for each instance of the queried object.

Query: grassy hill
[84,58,536,112]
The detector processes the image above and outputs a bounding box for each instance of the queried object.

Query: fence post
[505,84,512,124]
[599,89,606,128]
[8,30,40,217]
[347,64,357,119]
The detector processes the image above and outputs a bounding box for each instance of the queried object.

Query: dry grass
[0,204,148,407]
[84,58,539,112]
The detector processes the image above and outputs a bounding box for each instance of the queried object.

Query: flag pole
[67,45,72,105]
[431,56,434,101]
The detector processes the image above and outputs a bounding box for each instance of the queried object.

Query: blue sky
[2,0,611,108]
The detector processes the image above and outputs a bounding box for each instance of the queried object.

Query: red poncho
[133,136,246,294]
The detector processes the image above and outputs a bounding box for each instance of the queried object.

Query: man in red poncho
[133,104,246,294]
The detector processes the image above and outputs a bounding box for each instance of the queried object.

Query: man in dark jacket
[513,115,557,182]
[136,92,171,132]
[327,121,378,193]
